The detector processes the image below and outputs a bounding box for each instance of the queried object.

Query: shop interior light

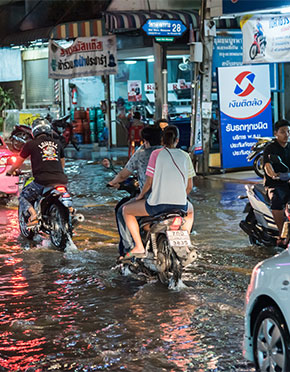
[147,57,155,62]
[124,60,137,64]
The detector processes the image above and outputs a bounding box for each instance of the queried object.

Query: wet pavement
[0,155,277,372]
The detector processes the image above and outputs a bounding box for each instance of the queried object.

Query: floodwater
[0,159,277,372]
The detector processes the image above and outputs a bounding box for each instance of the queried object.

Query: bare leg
[183,202,194,233]
[123,200,149,253]
[272,209,285,237]
[28,206,37,220]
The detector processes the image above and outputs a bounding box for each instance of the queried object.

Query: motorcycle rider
[6,118,68,227]
[123,125,195,259]
[108,125,162,258]
[263,119,290,246]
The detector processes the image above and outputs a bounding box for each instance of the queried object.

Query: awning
[50,19,103,39]
[104,10,200,32]
[0,19,104,47]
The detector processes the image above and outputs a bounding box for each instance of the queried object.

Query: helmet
[32,118,52,138]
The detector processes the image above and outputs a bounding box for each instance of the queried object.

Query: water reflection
[0,160,262,371]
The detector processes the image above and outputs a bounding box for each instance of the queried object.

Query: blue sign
[142,19,187,37]
[222,0,287,15]
[218,65,273,169]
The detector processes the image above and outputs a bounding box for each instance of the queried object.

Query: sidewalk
[65,144,262,185]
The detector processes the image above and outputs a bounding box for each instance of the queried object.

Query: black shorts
[267,184,290,210]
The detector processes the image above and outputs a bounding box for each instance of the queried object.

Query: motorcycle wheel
[249,44,258,60]
[18,205,35,240]
[253,154,264,178]
[12,132,32,152]
[157,235,182,286]
[48,202,70,250]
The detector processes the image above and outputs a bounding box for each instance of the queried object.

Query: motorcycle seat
[253,184,270,205]
[139,209,187,225]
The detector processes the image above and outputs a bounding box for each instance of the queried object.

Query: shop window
[115,61,146,101]
[25,59,54,108]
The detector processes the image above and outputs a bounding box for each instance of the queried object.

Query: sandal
[27,216,38,228]
[276,238,288,249]
[120,251,146,261]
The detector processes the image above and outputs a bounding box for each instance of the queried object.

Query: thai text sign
[241,14,290,64]
[142,19,186,37]
[49,36,117,79]
[218,65,273,169]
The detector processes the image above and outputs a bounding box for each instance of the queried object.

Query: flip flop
[121,251,146,261]
[27,217,39,228]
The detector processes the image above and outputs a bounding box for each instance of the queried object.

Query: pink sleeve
[146,148,162,177]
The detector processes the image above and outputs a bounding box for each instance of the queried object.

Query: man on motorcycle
[108,125,162,258]
[6,118,68,227]
[263,119,290,246]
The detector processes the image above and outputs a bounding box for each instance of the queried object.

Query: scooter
[240,154,290,247]
[103,159,197,287]
[247,137,274,178]
[249,32,267,60]
[9,114,80,152]
[18,173,84,250]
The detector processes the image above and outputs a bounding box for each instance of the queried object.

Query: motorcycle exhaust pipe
[72,213,85,226]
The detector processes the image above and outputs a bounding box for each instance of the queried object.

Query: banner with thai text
[49,36,117,79]
[241,14,290,64]
[218,65,273,169]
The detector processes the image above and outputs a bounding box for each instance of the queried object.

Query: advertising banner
[222,0,286,15]
[0,49,22,82]
[218,65,273,169]
[128,80,142,102]
[241,14,290,64]
[48,36,117,79]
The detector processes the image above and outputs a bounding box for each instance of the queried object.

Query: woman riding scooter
[122,125,195,259]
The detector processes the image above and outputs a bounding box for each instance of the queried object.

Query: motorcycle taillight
[56,186,67,193]
[170,216,183,231]
[286,204,290,221]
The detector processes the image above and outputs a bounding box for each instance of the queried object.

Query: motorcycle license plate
[166,230,191,247]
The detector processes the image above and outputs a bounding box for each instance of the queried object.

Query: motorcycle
[240,154,290,247]
[103,159,197,287]
[247,137,274,178]
[9,114,80,152]
[18,173,84,250]
[249,32,267,60]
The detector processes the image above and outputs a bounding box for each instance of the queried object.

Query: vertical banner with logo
[218,65,273,169]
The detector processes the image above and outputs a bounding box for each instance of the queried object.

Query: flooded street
[0,158,277,372]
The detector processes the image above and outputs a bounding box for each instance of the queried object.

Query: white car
[244,249,290,371]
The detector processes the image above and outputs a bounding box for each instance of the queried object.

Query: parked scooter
[240,154,290,247]
[247,137,274,178]
[18,173,84,250]
[9,114,80,152]
[103,159,197,287]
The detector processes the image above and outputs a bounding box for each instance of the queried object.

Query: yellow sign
[19,113,40,126]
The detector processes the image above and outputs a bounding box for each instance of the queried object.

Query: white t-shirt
[145,147,195,206]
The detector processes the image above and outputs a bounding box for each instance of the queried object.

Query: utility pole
[153,41,168,120]
[199,0,214,174]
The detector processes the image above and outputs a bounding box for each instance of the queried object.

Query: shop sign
[222,0,286,15]
[142,19,186,37]
[48,36,118,79]
[0,49,22,82]
[128,80,142,102]
[218,64,273,169]
[241,14,290,64]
